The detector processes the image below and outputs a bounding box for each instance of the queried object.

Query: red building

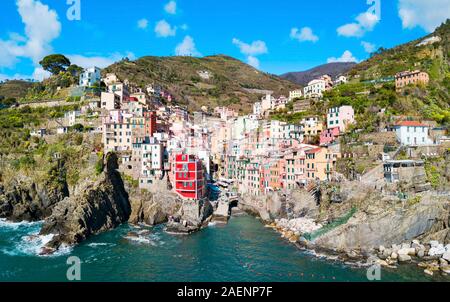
[144,111,157,137]
[173,154,206,200]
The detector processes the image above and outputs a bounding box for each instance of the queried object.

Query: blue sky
[0,0,449,80]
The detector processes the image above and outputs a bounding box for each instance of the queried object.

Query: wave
[0,218,42,231]
[87,242,116,248]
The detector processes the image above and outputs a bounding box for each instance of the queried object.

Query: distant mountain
[280,62,356,86]
[103,54,300,113]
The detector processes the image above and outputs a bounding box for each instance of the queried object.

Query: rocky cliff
[40,153,131,251]
[241,181,450,257]
[128,179,182,226]
[0,173,69,222]
[312,195,449,253]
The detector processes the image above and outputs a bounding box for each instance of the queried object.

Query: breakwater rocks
[266,218,322,243]
[374,240,450,276]
[39,153,131,252]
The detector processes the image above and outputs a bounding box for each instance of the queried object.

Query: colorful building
[327,106,355,132]
[173,154,206,200]
[320,127,340,146]
[395,70,429,92]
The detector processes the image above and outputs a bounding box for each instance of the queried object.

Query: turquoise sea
[0,215,447,282]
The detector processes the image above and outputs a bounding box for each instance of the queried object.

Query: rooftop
[395,121,428,127]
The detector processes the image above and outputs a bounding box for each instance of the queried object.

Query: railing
[303,207,357,241]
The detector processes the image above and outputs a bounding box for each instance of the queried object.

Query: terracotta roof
[305,147,322,154]
[395,121,428,127]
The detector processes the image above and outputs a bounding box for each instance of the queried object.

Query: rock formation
[128,180,182,226]
[40,153,131,250]
[0,175,69,222]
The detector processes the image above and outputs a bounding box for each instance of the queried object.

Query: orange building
[395,70,429,91]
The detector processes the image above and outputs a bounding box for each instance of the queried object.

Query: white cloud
[232,38,268,70]
[32,66,51,81]
[164,1,177,14]
[337,11,380,38]
[361,41,376,53]
[356,12,379,31]
[232,38,268,56]
[247,56,260,69]
[67,52,136,68]
[175,36,201,57]
[290,27,319,42]
[137,18,148,29]
[154,20,176,37]
[0,0,61,68]
[327,50,358,63]
[398,0,450,32]
[337,23,363,37]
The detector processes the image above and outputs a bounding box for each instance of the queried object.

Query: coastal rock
[439,258,448,267]
[398,254,412,262]
[129,184,181,226]
[441,266,450,274]
[39,153,131,250]
[0,177,69,222]
[442,251,450,262]
[311,195,449,253]
[417,249,425,258]
[424,269,433,276]
[428,243,446,256]
[382,248,392,259]
[398,247,416,256]
[274,217,322,235]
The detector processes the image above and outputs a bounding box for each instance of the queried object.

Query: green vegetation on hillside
[343,20,450,126]
[103,55,299,113]
[0,80,33,101]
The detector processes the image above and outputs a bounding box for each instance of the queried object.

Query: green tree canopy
[39,54,71,75]
[67,64,84,77]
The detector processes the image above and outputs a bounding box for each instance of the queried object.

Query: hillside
[103,55,300,113]
[280,62,356,85]
[345,20,450,125]
[273,20,450,130]
[0,80,34,100]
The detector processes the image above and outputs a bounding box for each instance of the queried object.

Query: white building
[65,110,81,127]
[101,92,120,110]
[334,75,348,86]
[57,126,69,134]
[394,121,433,146]
[261,94,275,113]
[289,89,303,101]
[79,67,101,87]
[253,102,262,116]
[103,73,119,86]
[304,79,326,98]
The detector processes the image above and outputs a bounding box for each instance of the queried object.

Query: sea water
[0,216,447,282]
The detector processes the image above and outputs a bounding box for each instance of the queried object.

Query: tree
[67,64,83,77]
[39,54,71,75]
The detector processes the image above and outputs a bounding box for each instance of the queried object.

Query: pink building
[327,106,355,132]
[320,127,340,146]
